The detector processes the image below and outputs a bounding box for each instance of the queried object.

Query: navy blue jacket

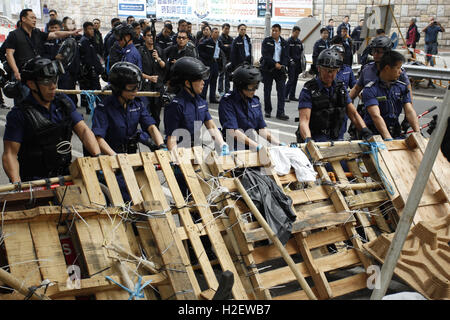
[312,39,330,65]
[79,35,103,74]
[326,26,334,39]
[197,36,217,66]
[219,34,233,61]
[155,32,173,50]
[287,36,303,62]
[337,22,351,37]
[230,34,252,68]
[260,36,289,71]
[42,39,61,60]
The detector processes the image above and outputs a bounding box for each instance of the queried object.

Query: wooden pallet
[364,215,450,300]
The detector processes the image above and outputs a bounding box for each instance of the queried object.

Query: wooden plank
[176,148,248,300]
[144,201,197,300]
[305,227,349,250]
[117,153,144,205]
[70,158,105,206]
[55,185,84,206]
[345,190,389,210]
[287,187,330,205]
[98,156,124,206]
[274,272,368,300]
[144,151,204,296]
[2,223,42,287]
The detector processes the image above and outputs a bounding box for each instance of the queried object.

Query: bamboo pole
[56,89,160,97]
[235,179,318,300]
[0,267,51,300]
[0,175,73,193]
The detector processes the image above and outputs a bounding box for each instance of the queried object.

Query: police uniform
[42,38,61,60]
[260,35,289,117]
[230,34,252,70]
[285,36,304,100]
[79,34,103,112]
[92,95,156,153]
[342,36,353,66]
[361,78,411,138]
[311,38,329,73]
[218,33,233,94]
[298,77,351,142]
[3,93,82,181]
[218,89,266,149]
[155,32,173,50]
[197,37,220,102]
[164,88,212,147]
[121,42,143,70]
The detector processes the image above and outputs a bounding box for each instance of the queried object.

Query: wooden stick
[0,267,51,300]
[104,242,160,274]
[0,175,73,193]
[56,89,160,97]
[235,179,318,300]
[335,182,382,191]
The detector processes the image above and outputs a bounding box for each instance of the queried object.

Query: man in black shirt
[218,23,233,95]
[285,26,304,101]
[155,23,173,50]
[164,30,198,78]
[139,27,166,128]
[92,18,104,57]
[5,9,81,82]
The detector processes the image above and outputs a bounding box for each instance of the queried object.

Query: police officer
[361,51,419,140]
[42,19,63,60]
[285,26,304,102]
[230,24,252,71]
[164,57,229,155]
[103,18,121,61]
[155,23,173,50]
[311,28,330,75]
[139,26,166,128]
[197,25,220,103]
[115,22,142,70]
[297,49,372,143]
[260,24,289,120]
[79,21,104,114]
[340,26,353,66]
[350,36,411,101]
[131,21,145,49]
[219,63,283,151]
[2,56,100,183]
[218,23,233,95]
[91,61,165,156]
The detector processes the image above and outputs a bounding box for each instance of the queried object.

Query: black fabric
[238,168,296,245]
[17,94,73,181]
[305,79,347,140]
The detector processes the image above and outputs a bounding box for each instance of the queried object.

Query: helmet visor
[41,60,65,78]
[318,57,342,69]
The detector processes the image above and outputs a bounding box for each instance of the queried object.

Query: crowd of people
[1,7,447,186]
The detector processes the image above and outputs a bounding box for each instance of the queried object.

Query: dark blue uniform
[260,36,289,117]
[121,42,142,70]
[230,34,252,70]
[79,35,103,113]
[58,37,81,106]
[298,77,351,142]
[42,38,61,60]
[155,32,173,50]
[103,30,116,60]
[336,64,357,137]
[164,88,212,147]
[285,36,304,100]
[342,36,353,66]
[197,37,219,102]
[362,78,412,138]
[218,34,233,94]
[312,38,329,73]
[337,22,351,37]
[92,95,156,153]
[218,89,266,148]
[357,61,410,89]
[326,25,334,39]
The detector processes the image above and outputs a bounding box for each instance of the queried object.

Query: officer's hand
[220,143,230,156]
[360,127,374,142]
[72,29,82,36]
[305,137,314,144]
[149,75,158,83]
[14,71,21,81]
[170,59,176,64]
[275,63,282,70]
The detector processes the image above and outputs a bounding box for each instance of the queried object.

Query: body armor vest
[18,94,74,181]
[305,79,347,140]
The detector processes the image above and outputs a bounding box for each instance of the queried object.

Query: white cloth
[382,292,427,300]
[269,146,317,182]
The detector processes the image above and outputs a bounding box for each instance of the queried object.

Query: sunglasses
[177,36,187,40]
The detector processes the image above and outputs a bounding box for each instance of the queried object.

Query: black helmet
[114,22,135,40]
[317,49,343,69]
[21,56,65,83]
[171,57,210,85]
[231,63,262,90]
[56,37,77,68]
[369,36,393,52]
[330,44,345,55]
[108,61,142,95]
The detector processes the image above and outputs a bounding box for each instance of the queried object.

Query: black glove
[400,118,410,134]
[427,115,438,135]
[360,127,374,141]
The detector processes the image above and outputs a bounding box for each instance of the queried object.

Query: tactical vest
[17,94,74,181]
[305,79,347,140]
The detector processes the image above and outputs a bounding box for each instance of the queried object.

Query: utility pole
[265,0,271,37]
[322,0,325,26]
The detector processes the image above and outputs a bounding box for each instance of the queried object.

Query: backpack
[415,27,421,42]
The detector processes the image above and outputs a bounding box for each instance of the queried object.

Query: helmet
[21,56,65,83]
[3,80,27,100]
[108,61,142,95]
[114,22,135,40]
[171,57,210,86]
[231,63,262,90]
[330,44,345,55]
[317,49,343,69]
[56,37,77,68]
[369,36,393,52]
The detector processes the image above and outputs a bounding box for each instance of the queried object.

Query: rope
[80,90,101,121]
[105,274,153,300]
[359,141,395,196]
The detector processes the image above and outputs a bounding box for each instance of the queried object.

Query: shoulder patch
[396,80,407,86]
[365,81,375,88]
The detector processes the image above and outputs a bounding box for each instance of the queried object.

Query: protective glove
[256,144,263,151]
[360,127,374,142]
[220,143,230,156]
[157,143,168,151]
[279,142,287,146]
[305,137,314,143]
